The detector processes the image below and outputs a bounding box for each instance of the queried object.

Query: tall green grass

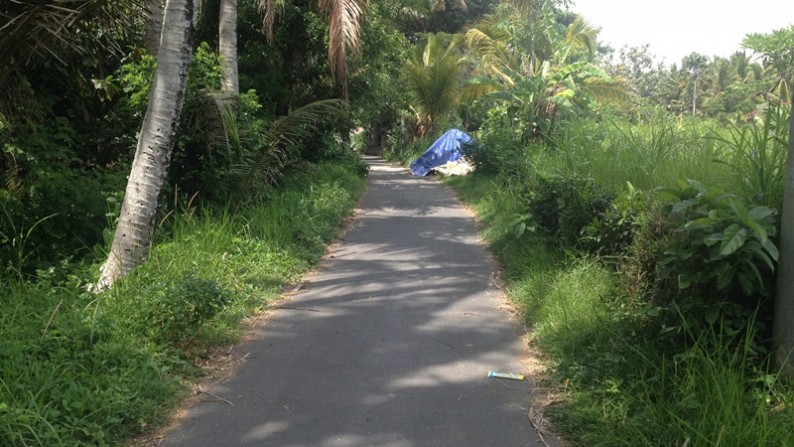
[710,105,789,209]
[548,320,794,447]
[546,117,728,191]
[0,161,366,446]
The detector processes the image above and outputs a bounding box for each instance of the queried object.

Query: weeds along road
[160,157,544,447]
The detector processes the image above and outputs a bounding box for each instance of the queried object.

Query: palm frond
[182,89,239,159]
[2,151,26,200]
[392,6,425,34]
[0,0,140,78]
[319,0,363,97]
[563,15,597,60]
[254,0,284,43]
[465,15,524,76]
[255,0,363,96]
[232,99,347,190]
[581,77,630,104]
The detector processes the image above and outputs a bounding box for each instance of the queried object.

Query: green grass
[0,161,366,446]
[545,117,729,192]
[547,322,794,447]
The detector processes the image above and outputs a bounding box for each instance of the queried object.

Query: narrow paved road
[161,158,542,447]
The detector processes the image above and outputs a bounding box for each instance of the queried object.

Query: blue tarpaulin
[410,129,472,176]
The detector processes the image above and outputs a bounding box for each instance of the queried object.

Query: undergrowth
[0,161,366,446]
[445,156,794,446]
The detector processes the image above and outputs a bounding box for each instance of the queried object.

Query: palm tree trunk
[219,0,239,95]
[144,0,164,56]
[775,91,794,373]
[96,0,195,290]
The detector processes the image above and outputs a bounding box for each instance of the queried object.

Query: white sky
[570,0,794,65]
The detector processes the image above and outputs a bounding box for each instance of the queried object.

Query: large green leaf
[719,224,747,256]
[762,237,780,262]
[672,199,698,213]
[748,205,776,222]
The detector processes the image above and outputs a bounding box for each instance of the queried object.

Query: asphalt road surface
[160,158,545,447]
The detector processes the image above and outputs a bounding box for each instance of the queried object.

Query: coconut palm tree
[403,34,466,136]
[682,52,709,116]
[219,0,238,95]
[96,0,196,290]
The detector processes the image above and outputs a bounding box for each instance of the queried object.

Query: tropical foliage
[2,0,794,445]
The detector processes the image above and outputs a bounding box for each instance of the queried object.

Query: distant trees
[456,2,625,141]
[743,25,794,105]
[602,43,783,119]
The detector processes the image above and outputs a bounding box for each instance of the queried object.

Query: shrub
[1,118,128,271]
[0,279,183,446]
[139,274,229,346]
[581,182,646,256]
[527,173,613,247]
[638,179,780,343]
[464,126,528,178]
[660,179,778,301]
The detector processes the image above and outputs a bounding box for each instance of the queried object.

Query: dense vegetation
[383,1,794,446]
[2,0,793,445]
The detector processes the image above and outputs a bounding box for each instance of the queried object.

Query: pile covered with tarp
[410,129,473,176]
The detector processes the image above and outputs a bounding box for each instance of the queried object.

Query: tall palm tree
[682,52,710,116]
[97,0,196,290]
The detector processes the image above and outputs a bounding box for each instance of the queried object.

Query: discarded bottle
[487,371,525,381]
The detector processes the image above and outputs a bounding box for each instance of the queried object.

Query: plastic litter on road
[487,371,525,381]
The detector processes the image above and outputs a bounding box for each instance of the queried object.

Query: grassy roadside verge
[444,172,794,447]
[0,161,367,447]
